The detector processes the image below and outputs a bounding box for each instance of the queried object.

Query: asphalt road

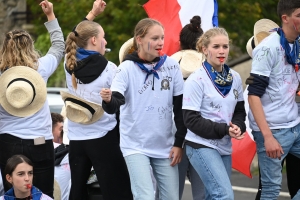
[181,171,290,200]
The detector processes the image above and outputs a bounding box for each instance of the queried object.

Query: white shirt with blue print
[248,32,300,131]
[183,67,244,155]
[110,56,184,158]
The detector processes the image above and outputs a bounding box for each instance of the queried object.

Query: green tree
[27,0,147,86]
[27,0,281,86]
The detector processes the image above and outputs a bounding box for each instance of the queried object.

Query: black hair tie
[72,30,79,37]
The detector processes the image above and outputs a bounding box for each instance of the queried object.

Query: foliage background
[26,0,280,87]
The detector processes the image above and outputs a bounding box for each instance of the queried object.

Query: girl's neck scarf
[135,55,167,83]
[76,48,99,61]
[203,61,233,96]
[276,28,300,71]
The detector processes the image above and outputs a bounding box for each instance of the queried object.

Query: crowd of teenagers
[0,0,300,199]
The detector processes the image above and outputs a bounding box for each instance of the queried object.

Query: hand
[264,135,284,160]
[91,0,106,16]
[169,147,182,166]
[228,122,244,140]
[100,88,112,103]
[39,0,55,21]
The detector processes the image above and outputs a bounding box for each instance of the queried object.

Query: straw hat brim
[246,36,255,58]
[171,50,204,78]
[253,19,279,46]
[0,66,47,117]
[60,91,104,125]
[119,38,134,63]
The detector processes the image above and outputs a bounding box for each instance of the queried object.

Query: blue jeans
[186,145,233,200]
[179,146,205,200]
[124,153,179,200]
[253,123,300,200]
[293,190,300,200]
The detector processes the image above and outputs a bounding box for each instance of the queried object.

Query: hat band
[7,78,36,105]
[251,37,255,49]
[65,98,95,115]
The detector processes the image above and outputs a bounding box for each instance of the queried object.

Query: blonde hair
[133,18,163,51]
[0,30,40,72]
[65,20,101,89]
[196,27,229,54]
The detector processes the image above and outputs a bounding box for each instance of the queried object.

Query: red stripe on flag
[143,0,182,55]
[232,131,257,178]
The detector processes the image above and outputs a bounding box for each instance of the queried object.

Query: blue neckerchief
[203,61,233,96]
[4,186,43,200]
[135,55,167,83]
[76,48,99,61]
[276,28,300,67]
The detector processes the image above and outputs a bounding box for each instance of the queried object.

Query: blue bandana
[135,55,167,83]
[76,48,99,61]
[276,28,300,69]
[203,61,233,96]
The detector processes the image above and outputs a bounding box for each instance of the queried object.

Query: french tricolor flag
[144,0,256,178]
[143,0,218,56]
[231,88,256,178]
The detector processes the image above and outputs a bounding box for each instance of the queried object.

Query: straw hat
[171,50,204,78]
[60,91,104,125]
[0,66,47,117]
[119,38,135,63]
[253,19,279,46]
[246,36,255,58]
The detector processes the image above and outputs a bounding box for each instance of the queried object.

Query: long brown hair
[0,30,40,72]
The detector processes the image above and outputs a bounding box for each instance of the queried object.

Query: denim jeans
[124,153,179,200]
[186,145,233,200]
[253,123,300,200]
[179,146,205,200]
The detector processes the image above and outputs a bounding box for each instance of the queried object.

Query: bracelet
[89,11,97,18]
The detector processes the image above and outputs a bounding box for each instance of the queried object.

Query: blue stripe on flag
[213,0,219,27]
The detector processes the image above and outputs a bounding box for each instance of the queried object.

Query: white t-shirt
[111,57,184,158]
[183,66,244,155]
[0,55,58,140]
[0,19,63,140]
[248,32,300,131]
[64,60,117,140]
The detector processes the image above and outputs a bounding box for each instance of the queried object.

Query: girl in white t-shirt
[63,1,132,199]
[0,1,64,197]
[100,18,186,200]
[182,27,246,200]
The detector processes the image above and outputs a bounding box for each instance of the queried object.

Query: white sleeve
[182,74,203,112]
[37,54,58,81]
[110,63,129,96]
[235,72,244,101]
[172,63,184,96]
[251,44,275,77]
[106,61,118,88]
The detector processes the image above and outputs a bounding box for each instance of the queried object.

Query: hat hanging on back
[0,66,47,117]
[60,91,104,125]
[119,38,135,63]
[246,36,255,58]
[246,19,279,58]
[253,19,279,46]
[171,50,205,79]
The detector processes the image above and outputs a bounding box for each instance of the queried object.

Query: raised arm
[40,0,64,65]
[86,0,107,21]
[40,0,55,21]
